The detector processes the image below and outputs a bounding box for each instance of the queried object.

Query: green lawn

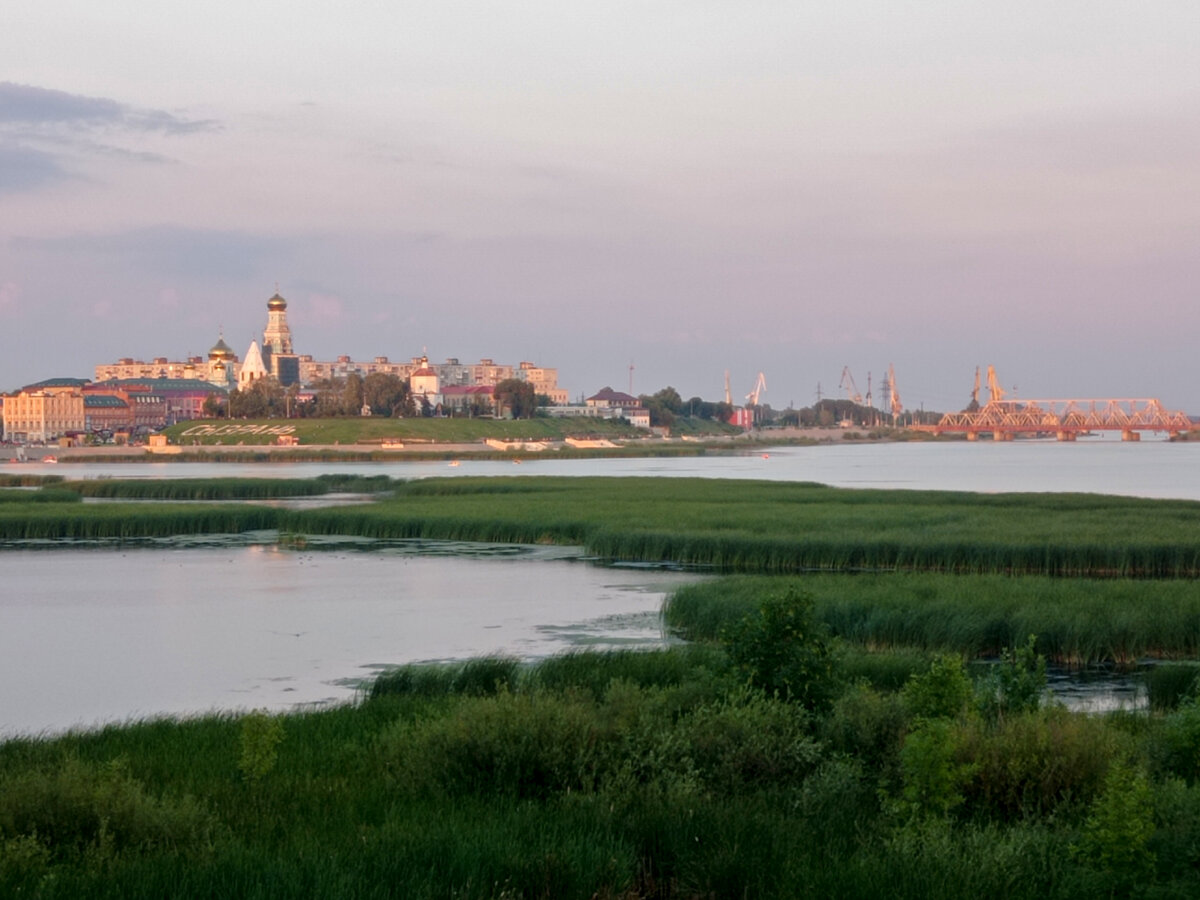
[162,416,737,445]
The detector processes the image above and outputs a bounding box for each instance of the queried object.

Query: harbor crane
[887,363,902,418]
[746,371,767,407]
[839,367,863,405]
[986,365,1006,403]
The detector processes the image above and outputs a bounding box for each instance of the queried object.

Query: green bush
[977,635,1047,723]
[1074,762,1156,890]
[1153,694,1200,784]
[669,689,821,795]
[0,757,215,865]
[238,712,285,783]
[960,707,1127,819]
[821,683,906,779]
[723,590,838,711]
[897,719,974,819]
[381,691,610,799]
[901,655,974,722]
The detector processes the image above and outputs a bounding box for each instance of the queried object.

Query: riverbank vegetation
[5,631,1200,898]
[665,574,1200,666]
[7,474,1200,894]
[14,470,1192,577]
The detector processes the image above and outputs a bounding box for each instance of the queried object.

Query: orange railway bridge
[917,398,1192,441]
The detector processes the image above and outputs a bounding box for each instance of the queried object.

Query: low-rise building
[441,384,494,415]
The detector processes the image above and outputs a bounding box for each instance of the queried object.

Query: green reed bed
[61,474,395,500]
[0,502,282,540]
[665,574,1200,665]
[0,487,80,503]
[0,473,63,487]
[350,477,1200,577]
[6,646,1200,898]
[6,475,1200,577]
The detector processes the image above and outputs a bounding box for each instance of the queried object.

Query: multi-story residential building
[517,361,568,405]
[94,336,239,388]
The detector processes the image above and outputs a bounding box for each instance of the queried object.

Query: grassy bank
[4,645,1200,898]
[163,416,653,446]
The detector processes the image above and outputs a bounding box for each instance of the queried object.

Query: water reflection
[0,542,707,738]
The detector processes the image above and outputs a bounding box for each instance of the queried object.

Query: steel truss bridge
[918,398,1192,441]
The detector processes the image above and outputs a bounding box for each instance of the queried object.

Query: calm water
[22,436,1200,499]
[0,543,705,737]
[6,439,1195,736]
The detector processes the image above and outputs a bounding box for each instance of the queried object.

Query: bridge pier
[1122,430,1141,442]
[1056,431,1077,442]
[966,432,978,442]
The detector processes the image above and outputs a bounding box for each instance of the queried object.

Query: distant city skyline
[3,4,1198,410]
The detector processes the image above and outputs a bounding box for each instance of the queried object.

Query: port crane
[887,363,902,418]
[839,367,863,405]
[746,372,767,408]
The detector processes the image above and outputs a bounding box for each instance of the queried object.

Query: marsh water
[4,438,1194,736]
[0,540,705,737]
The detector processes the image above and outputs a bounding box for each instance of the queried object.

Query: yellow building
[1,380,87,443]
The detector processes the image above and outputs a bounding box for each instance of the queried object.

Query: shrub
[901,655,974,722]
[380,692,609,799]
[1074,763,1156,890]
[960,706,1128,819]
[0,756,215,865]
[977,634,1047,723]
[238,711,285,783]
[1153,694,1200,784]
[723,589,838,711]
[897,719,974,819]
[670,689,821,794]
[821,683,906,780]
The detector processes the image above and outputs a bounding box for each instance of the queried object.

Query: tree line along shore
[4,474,1200,897]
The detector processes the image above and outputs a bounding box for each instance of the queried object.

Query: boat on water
[41,456,58,464]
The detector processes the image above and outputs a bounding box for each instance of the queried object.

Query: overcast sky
[3,2,1198,411]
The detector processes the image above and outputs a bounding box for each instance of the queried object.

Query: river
[20,436,1200,499]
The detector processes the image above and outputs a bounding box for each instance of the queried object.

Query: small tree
[494,379,536,419]
[978,634,1046,723]
[901,655,975,722]
[723,590,838,711]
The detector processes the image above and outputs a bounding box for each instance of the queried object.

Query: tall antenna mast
[628,362,635,395]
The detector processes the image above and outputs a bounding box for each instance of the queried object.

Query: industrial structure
[919,366,1191,441]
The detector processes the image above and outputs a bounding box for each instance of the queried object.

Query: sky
[2,2,1198,412]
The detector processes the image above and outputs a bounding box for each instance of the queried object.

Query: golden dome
[209,336,235,360]
[267,292,287,311]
